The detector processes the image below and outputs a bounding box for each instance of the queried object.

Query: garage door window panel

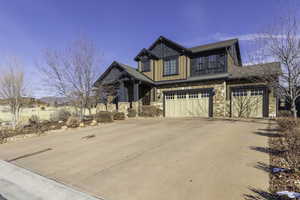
[189,92,199,99]
[166,93,176,100]
[250,89,263,96]
[177,92,187,99]
[201,92,210,98]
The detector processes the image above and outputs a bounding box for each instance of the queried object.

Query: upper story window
[163,56,178,76]
[191,53,226,76]
[141,59,150,72]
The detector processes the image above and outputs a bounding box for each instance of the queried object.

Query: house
[94,36,281,118]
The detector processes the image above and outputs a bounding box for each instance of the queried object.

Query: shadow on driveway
[243,187,280,200]
[0,194,7,200]
[249,146,286,157]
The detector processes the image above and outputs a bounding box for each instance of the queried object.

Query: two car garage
[163,86,268,118]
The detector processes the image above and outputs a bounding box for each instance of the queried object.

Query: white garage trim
[229,85,269,118]
[163,88,214,118]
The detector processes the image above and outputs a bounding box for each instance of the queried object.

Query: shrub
[140,105,163,117]
[40,106,46,111]
[50,109,71,122]
[66,116,80,128]
[94,111,113,123]
[127,108,137,118]
[276,117,298,131]
[113,112,125,120]
[278,110,292,117]
[29,115,39,125]
[283,128,300,173]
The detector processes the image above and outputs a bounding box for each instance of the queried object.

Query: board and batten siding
[153,55,188,81]
[138,60,155,80]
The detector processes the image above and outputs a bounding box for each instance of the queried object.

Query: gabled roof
[188,38,238,53]
[134,48,159,61]
[94,61,154,87]
[229,62,282,79]
[117,62,154,84]
[148,36,191,54]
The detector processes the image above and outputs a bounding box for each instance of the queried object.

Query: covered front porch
[93,61,154,113]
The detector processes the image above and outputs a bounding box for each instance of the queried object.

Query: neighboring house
[94,36,281,118]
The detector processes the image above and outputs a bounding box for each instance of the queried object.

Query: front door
[140,85,151,105]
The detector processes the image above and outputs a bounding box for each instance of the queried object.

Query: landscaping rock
[94,111,113,123]
[61,126,68,130]
[127,108,137,118]
[79,122,85,127]
[90,120,98,126]
[113,112,126,120]
[139,105,163,117]
[66,116,80,128]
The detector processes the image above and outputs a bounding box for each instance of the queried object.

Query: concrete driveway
[0,118,269,200]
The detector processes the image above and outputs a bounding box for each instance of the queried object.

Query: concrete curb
[0,160,104,200]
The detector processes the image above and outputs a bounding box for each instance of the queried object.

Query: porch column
[133,81,140,102]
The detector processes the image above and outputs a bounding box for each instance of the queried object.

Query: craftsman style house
[94,36,281,118]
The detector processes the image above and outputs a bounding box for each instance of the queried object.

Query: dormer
[135,36,190,81]
[134,36,243,83]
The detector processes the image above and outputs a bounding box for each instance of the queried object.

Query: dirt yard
[0,118,270,200]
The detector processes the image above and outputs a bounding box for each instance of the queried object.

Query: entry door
[165,91,210,117]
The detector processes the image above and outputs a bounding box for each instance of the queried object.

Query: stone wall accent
[96,102,140,116]
[96,81,277,119]
[269,90,277,118]
[151,80,278,118]
[154,80,227,117]
[226,81,278,118]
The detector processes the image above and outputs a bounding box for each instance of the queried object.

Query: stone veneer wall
[96,81,277,118]
[96,102,139,116]
[152,81,278,118]
[154,80,227,117]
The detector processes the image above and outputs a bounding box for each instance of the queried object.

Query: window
[251,89,263,96]
[164,57,178,76]
[177,92,187,99]
[191,53,226,76]
[141,59,150,72]
[166,93,175,100]
[232,90,248,97]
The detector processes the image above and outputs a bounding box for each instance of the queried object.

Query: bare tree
[38,38,100,120]
[243,15,300,119]
[95,82,119,111]
[0,58,26,128]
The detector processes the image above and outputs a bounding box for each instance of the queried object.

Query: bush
[50,109,71,122]
[94,111,113,123]
[28,115,39,126]
[66,116,80,128]
[278,110,292,117]
[140,105,163,117]
[40,106,46,111]
[113,112,125,120]
[283,128,300,173]
[127,108,137,118]
[276,117,298,131]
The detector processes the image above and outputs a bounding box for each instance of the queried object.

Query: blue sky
[0,0,299,97]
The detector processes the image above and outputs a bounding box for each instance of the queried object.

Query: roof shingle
[189,39,238,53]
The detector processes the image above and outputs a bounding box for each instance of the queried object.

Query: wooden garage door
[165,91,210,117]
[231,88,263,118]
